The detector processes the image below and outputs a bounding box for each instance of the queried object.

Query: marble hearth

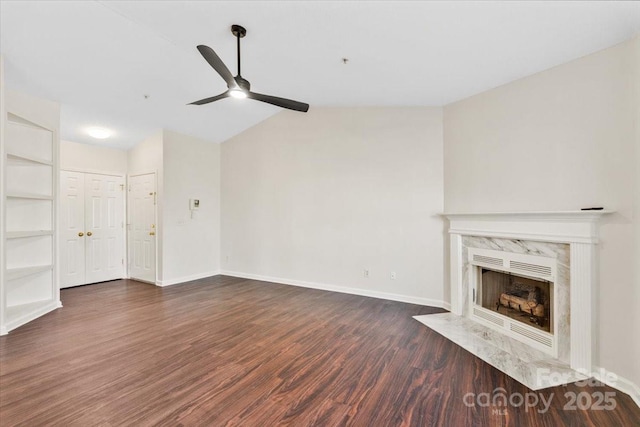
[416,211,611,390]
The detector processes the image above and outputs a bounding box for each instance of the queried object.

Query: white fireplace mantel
[443,210,614,244]
[442,210,613,375]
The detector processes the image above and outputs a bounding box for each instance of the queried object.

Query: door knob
[78,232,84,237]
[87,231,93,236]
[149,231,155,236]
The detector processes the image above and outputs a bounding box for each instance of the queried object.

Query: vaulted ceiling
[1,1,639,149]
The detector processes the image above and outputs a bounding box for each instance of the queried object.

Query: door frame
[127,171,157,284]
[60,169,127,285]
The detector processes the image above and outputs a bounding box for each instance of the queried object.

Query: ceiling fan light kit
[189,24,309,112]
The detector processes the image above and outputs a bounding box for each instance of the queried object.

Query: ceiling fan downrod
[231,24,246,78]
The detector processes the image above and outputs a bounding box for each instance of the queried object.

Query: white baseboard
[220,270,448,309]
[156,270,221,287]
[591,366,640,409]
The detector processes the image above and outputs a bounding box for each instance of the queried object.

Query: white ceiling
[1,1,639,149]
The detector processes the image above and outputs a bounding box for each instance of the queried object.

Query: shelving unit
[5,265,54,281]
[1,75,61,334]
[6,193,54,200]
[6,230,53,239]
[6,152,53,166]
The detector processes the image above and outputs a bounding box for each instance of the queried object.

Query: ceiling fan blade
[197,45,236,88]
[248,92,309,112]
[188,91,229,105]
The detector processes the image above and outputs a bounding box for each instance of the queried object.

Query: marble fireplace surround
[416,211,611,390]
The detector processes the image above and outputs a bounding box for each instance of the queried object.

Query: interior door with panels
[59,171,125,288]
[84,173,124,284]
[128,173,156,283]
[60,171,85,288]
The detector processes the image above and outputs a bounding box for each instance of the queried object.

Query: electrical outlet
[391,271,396,280]
[363,269,369,278]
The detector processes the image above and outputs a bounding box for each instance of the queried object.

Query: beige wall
[128,130,164,281]
[221,107,444,305]
[161,130,220,284]
[60,140,127,174]
[444,38,639,386]
[127,129,221,285]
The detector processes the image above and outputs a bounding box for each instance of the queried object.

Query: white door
[129,173,156,283]
[85,173,125,284]
[59,171,125,288]
[60,171,86,288]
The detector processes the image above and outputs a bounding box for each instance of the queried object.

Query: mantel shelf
[441,210,615,222]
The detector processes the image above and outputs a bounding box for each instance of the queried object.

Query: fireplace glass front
[477,268,553,334]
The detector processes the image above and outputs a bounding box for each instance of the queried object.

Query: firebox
[467,247,558,357]
[478,268,553,333]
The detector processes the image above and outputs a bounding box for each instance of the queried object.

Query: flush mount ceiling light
[86,127,113,139]
[188,24,309,112]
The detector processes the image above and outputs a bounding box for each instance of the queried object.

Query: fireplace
[467,246,559,356]
[424,210,612,390]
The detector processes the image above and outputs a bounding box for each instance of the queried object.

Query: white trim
[591,366,640,409]
[221,270,448,308]
[449,233,463,315]
[443,211,614,245]
[570,243,595,374]
[156,270,221,287]
[128,278,155,285]
[442,210,614,221]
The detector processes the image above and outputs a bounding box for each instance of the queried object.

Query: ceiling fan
[189,25,309,113]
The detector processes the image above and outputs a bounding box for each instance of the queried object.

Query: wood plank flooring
[1,276,638,426]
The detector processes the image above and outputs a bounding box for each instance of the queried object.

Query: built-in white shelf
[6,152,53,166]
[6,192,54,200]
[4,300,61,335]
[5,230,53,239]
[1,85,60,335]
[6,300,54,318]
[5,265,53,281]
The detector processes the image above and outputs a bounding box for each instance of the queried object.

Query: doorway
[59,171,125,288]
[128,173,156,283]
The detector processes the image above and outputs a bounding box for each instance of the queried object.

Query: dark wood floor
[0,277,638,426]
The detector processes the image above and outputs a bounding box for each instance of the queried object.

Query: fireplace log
[498,293,545,318]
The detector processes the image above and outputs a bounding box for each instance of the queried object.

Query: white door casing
[128,173,156,283]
